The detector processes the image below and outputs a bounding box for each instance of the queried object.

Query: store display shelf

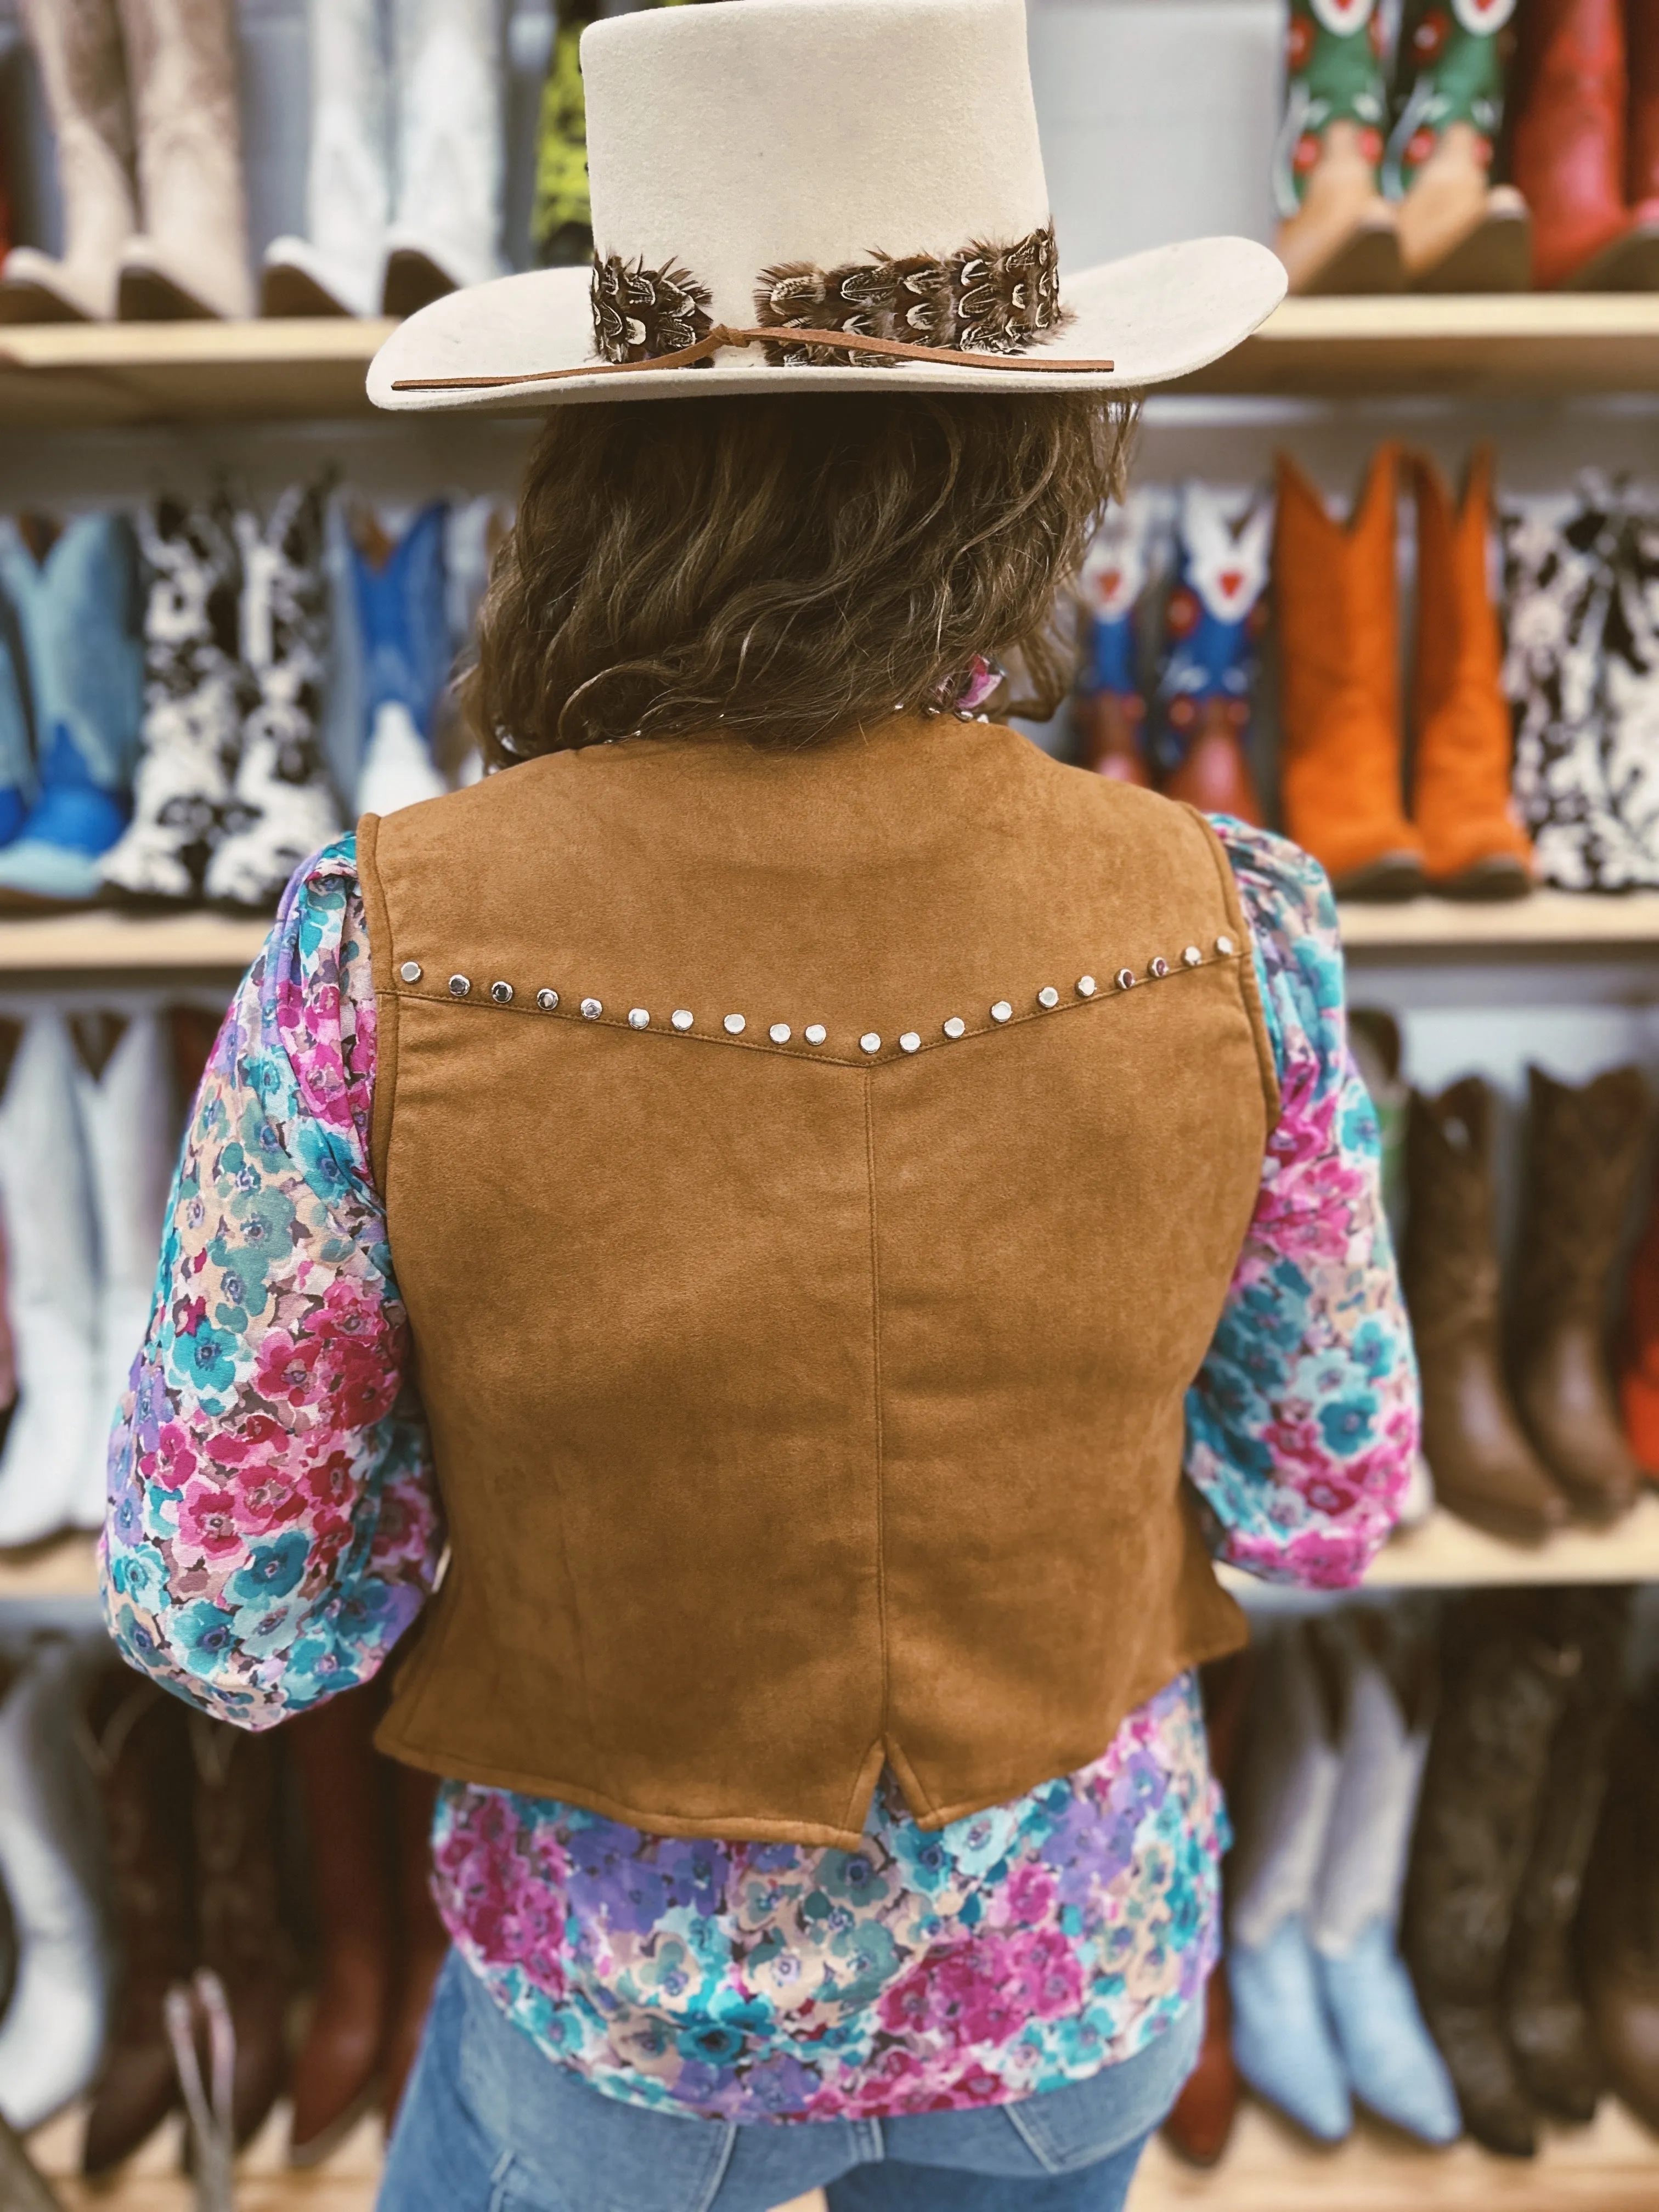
[1221,1493,1659,1594]
[0,1532,99,1599]
[0,318,390,428]
[0,907,266,974]
[1338,888,1659,953]
[1176,292,1659,399]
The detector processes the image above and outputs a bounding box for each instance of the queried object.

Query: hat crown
[582,0,1052,339]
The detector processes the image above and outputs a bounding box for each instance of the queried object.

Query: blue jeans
[380,1951,1200,2212]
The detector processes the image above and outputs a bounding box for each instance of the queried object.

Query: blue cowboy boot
[1071,494,1153,785]
[1152,482,1270,822]
[351,500,453,817]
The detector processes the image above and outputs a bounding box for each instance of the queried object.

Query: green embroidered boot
[1387,0,1530,289]
[1274,0,1403,293]
[531,0,598,268]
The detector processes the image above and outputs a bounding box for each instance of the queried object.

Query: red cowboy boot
[1510,0,1659,286]
[1628,0,1659,201]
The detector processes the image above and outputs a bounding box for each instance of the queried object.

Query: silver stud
[769,1022,791,1044]
[672,1009,694,1031]
[629,1008,650,1029]
[580,997,602,1019]
[449,974,470,998]
[491,980,514,1004]
[399,961,422,984]
[899,1031,921,1053]
[1077,975,1096,998]
[943,1017,966,1039]
[1149,958,1169,980]
[990,1000,1012,1024]
[1036,986,1059,1009]
[723,1013,746,1036]
[1116,968,1135,990]
[537,988,559,1011]
[1215,935,1235,958]
[860,1032,882,1054]
[1182,946,1202,969]
[804,1024,827,1046]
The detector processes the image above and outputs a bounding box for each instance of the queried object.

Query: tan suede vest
[361,715,1278,1847]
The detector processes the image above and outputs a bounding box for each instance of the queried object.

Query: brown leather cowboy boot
[1402,1594,1581,2158]
[1508,1064,1646,1524]
[286,1686,396,2165]
[1402,1080,1566,1541]
[1504,1587,1630,2122]
[80,1665,194,2174]
[381,1764,448,2126]
[1579,1680,1659,2133]
[190,1714,292,2146]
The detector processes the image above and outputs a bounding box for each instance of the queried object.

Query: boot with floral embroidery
[1274,1,1403,293]
[1152,482,1269,822]
[1071,494,1153,787]
[1387,1,1530,289]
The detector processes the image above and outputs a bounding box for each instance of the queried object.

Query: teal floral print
[101,816,1415,2122]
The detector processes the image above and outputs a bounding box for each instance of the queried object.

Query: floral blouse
[102,813,1417,2124]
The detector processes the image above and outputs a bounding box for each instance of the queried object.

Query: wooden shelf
[1338,889,1659,955]
[0,1531,99,1599]
[0,296,1651,426]
[0,907,266,973]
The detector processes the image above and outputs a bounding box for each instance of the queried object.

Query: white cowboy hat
[368,0,1286,414]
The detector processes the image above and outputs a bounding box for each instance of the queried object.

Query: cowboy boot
[351,503,452,817]
[1274,448,1425,899]
[0,1640,110,2133]
[533,0,600,266]
[202,481,344,915]
[381,1764,447,2125]
[1504,1587,1629,2123]
[80,1665,195,2172]
[1402,1079,1567,1542]
[1273,1,1403,294]
[1621,1170,1659,1482]
[0,1016,100,1550]
[1409,450,1532,900]
[112,0,253,319]
[0,0,137,324]
[286,1688,396,2164]
[1629,0,1659,204]
[1508,1065,1646,1522]
[1402,1594,1578,2159]
[1603,486,1659,877]
[1579,1679,1659,2133]
[382,0,507,315]
[1152,483,1268,823]
[0,2113,61,2212]
[1311,1611,1460,2145]
[1162,1654,1250,2168]
[1225,1623,1352,2143]
[69,1011,176,1530]
[1387,0,1531,289]
[1072,496,1152,787]
[263,0,391,317]
[190,1714,292,2146]
[0,514,144,912]
[1510,0,1659,287]
[98,494,245,908]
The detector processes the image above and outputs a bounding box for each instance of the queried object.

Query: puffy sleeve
[1182,819,1419,1588]
[100,836,445,1726]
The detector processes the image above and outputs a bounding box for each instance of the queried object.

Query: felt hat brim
[367,236,1287,414]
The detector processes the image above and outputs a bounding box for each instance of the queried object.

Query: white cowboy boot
[382,0,507,314]
[0,1015,99,1550]
[114,0,253,320]
[263,0,392,317]
[70,1010,175,1532]
[0,1638,110,2132]
[0,0,137,324]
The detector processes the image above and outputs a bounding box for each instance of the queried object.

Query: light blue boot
[0,607,36,851]
[1319,1920,1461,2144]
[0,517,144,909]
[351,500,452,816]
[1229,1915,1353,2143]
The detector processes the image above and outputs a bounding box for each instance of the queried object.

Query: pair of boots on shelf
[1403,1588,1640,2157]
[1276,0,1528,294]
[1403,1064,1647,1541]
[1223,1612,1460,2148]
[2,0,250,325]
[1502,476,1659,891]
[100,483,343,915]
[1277,444,1532,903]
[1512,0,1659,289]
[263,0,506,319]
[0,1005,191,1551]
[1072,484,1269,823]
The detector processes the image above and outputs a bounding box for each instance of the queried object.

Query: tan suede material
[362,716,1277,1846]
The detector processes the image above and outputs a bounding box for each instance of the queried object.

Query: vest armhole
[1181,806,1283,1139]
[354,810,401,1199]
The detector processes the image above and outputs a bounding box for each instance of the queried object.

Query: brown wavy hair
[464,389,1137,759]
